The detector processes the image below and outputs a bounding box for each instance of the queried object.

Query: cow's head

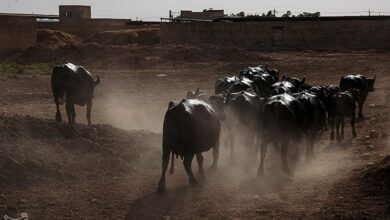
[367,75,376,92]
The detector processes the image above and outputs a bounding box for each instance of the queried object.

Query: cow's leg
[210,140,219,172]
[71,104,76,124]
[281,141,291,175]
[306,133,315,160]
[196,153,206,180]
[257,140,268,177]
[157,147,171,193]
[357,95,366,118]
[336,117,341,142]
[245,133,257,164]
[65,102,73,125]
[229,134,235,163]
[351,110,357,138]
[86,99,92,126]
[330,116,335,141]
[340,117,345,141]
[54,97,62,122]
[183,153,197,186]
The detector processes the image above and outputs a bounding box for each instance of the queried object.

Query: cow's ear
[282,74,286,81]
[301,77,306,85]
[373,75,376,82]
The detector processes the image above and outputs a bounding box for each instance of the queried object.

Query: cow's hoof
[198,173,206,182]
[189,179,198,186]
[257,169,264,178]
[353,132,357,138]
[330,134,335,141]
[282,167,292,176]
[209,164,217,174]
[305,154,314,162]
[157,186,166,193]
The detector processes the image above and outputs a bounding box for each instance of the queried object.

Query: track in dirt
[0,52,389,219]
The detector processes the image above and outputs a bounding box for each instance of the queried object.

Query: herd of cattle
[156,65,375,193]
[48,63,376,193]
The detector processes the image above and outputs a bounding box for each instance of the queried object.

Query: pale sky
[2,0,390,20]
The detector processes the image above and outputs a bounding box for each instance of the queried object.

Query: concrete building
[38,5,158,38]
[59,5,91,22]
[178,9,225,21]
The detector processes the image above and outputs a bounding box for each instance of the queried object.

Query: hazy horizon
[2,0,390,21]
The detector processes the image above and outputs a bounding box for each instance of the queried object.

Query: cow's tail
[169,151,175,175]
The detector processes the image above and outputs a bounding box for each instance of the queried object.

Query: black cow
[309,85,340,131]
[339,74,376,118]
[239,65,279,82]
[225,90,262,160]
[258,93,305,176]
[329,89,359,142]
[157,99,220,193]
[227,77,254,93]
[282,75,310,91]
[252,73,278,98]
[293,91,327,159]
[269,81,297,96]
[215,76,241,94]
[51,63,100,126]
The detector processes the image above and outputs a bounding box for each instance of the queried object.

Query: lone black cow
[51,63,100,126]
[339,74,375,118]
[157,99,220,193]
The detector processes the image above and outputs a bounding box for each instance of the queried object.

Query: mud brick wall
[0,15,37,53]
[38,19,159,38]
[160,18,390,51]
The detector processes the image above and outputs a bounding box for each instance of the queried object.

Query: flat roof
[59,5,90,7]
[217,15,390,22]
[0,13,58,19]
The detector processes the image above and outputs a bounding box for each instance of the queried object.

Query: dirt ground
[0,51,389,219]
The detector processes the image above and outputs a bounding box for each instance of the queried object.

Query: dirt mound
[18,43,258,69]
[86,28,160,45]
[362,155,390,196]
[37,29,82,49]
[0,114,160,186]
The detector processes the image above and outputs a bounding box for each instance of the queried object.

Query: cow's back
[262,94,304,139]
[340,75,369,93]
[51,63,95,105]
[163,99,220,157]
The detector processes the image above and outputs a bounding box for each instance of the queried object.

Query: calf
[51,63,100,126]
[329,89,360,142]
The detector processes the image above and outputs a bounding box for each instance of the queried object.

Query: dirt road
[0,52,389,219]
